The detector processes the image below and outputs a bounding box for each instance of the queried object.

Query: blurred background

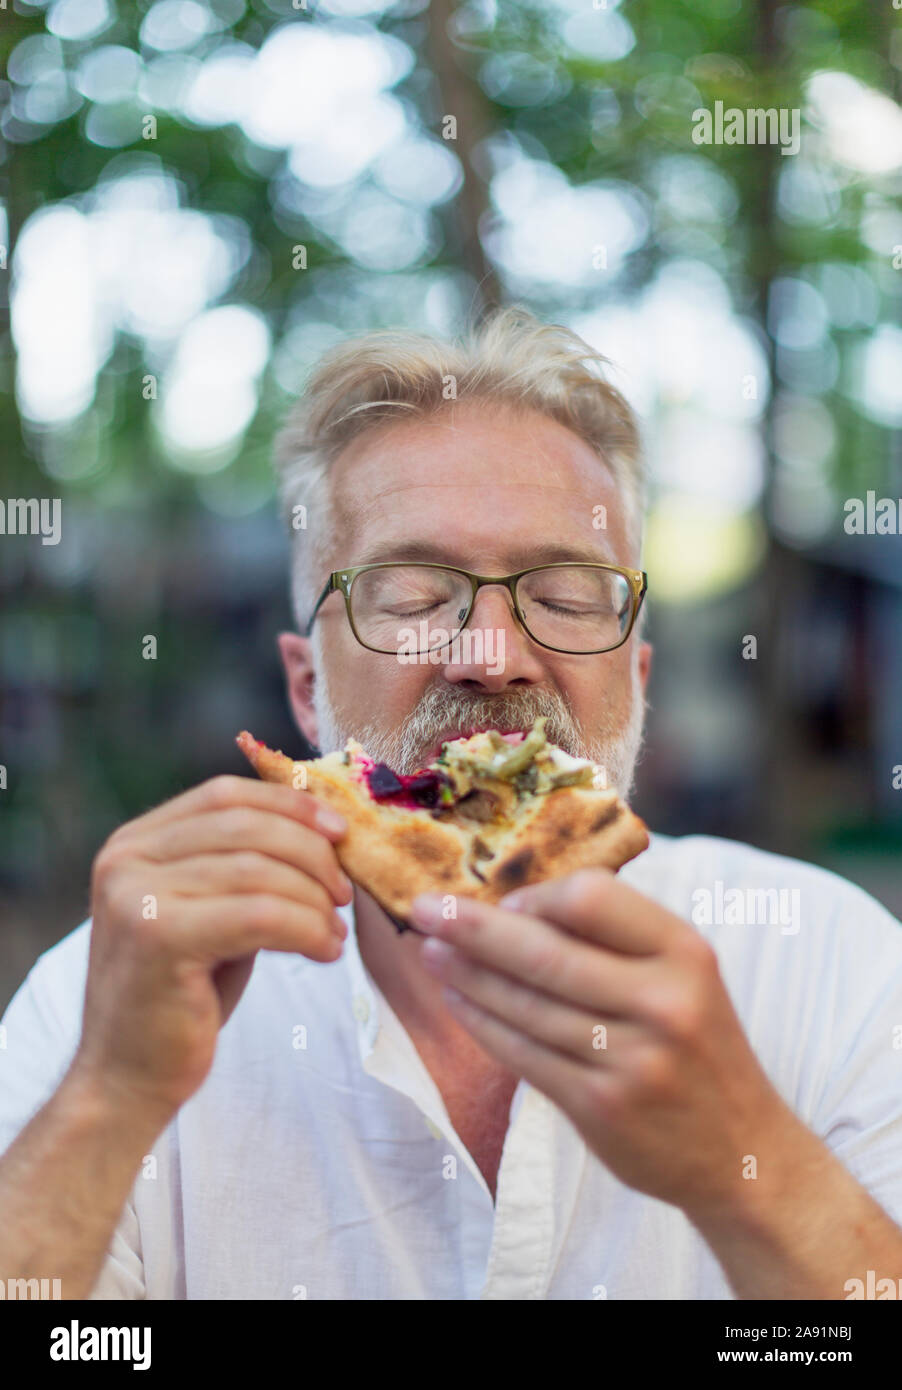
[1,0,901,1010]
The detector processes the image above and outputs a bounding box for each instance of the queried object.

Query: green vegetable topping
[493,717,548,779]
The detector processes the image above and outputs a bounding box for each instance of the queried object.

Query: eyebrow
[352,539,620,569]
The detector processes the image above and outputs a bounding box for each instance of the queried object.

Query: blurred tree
[1,0,901,992]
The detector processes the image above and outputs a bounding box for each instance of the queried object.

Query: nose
[438,583,547,691]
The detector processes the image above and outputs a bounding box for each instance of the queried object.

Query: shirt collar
[335,897,506,1177]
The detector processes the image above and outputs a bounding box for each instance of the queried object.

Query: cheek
[327,640,436,720]
[555,651,636,716]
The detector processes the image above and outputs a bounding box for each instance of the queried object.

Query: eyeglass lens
[349,565,633,654]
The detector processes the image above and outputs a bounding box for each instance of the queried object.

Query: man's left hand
[410,868,799,1221]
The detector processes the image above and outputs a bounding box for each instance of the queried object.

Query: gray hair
[273,304,647,630]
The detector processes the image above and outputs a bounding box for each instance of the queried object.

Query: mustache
[310,624,647,796]
[354,685,621,773]
[402,688,580,761]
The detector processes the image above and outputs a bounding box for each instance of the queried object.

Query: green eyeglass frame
[304,561,648,656]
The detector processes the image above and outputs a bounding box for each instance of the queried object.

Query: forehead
[324,401,635,569]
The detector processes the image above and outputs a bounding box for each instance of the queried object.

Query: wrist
[62,1057,178,1148]
[682,1096,819,1241]
[680,1101,859,1299]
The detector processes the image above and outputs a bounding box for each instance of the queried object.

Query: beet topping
[367,764,403,797]
[365,763,450,809]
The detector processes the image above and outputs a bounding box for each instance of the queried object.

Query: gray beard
[311,633,647,800]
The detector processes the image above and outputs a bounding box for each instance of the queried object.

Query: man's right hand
[72,775,352,1125]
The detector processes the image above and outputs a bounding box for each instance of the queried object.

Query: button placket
[480,1087,555,1300]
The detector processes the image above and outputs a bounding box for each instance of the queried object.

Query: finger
[171,893,346,964]
[421,938,640,1064]
[439,985,593,1115]
[163,851,348,922]
[236,730,295,785]
[111,775,347,841]
[498,869,686,955]
[139,808,352,906]
[410,895,644,1014]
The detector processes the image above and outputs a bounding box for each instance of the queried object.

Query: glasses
[304,561,648,656]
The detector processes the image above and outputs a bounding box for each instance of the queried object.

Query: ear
[277,632,319,747]
[637,639,653,698]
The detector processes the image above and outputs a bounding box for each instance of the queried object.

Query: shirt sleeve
[809,889,902,1230]
[0,923,146,1299]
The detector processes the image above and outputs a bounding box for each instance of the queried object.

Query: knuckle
[681,929,719,977]
[91,846,117,889]
[509,977,539,1024]
[629,1045,676,1098]
[319,880,339,916]
[233,850,265,887]
[92,840,124,891]
[101,866,130,911]
[103,874,149,937]
[563,868,610,913]
[93,829,131,876]
[221,805,257,841]
[301,906,341,956]
[583,1070,625,1124]
[205,775,246,809]
[98,824,125,854]
[522,933,564,983]
[304,878,334,920]
[309,837,337,874]
[243,895,279,937]
[639,984,704,1044]
[667,989,703,1045]
[665,990,706,1043]
[315,850,346,906]
[483,969,531,1024]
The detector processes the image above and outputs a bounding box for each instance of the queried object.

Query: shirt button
[425,1118,442,1139]
[352,994,370,1023]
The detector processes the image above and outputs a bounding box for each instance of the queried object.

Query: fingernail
[421,937,454,967]
[337,871,354,898]
[499,890,525,910]
[332,912,348,939]
[315,806,347,835]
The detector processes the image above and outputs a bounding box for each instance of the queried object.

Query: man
[1,306,901,1300]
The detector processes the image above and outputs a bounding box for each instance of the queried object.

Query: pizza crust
[236,731,649,921]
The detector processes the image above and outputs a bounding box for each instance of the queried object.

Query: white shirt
[2,831,902,1300]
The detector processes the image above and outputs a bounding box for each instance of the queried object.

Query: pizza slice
[236,717,648,928]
